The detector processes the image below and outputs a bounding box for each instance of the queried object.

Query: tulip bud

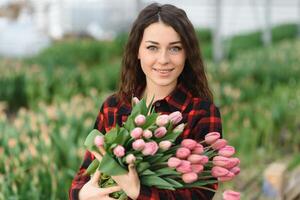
[142,141,159,156]
[224,158,240,169]
[143,129,153,139]
[168,111,183,125]
[130,127,143,139]
[187,154,203,164]
[222,190,241,200]
[191,164,204,173]
[154,127,167,138]
[211,166,229,177]
[176,147,191,159]
[218,171,235,182]
[113,145,125,158]
[211,139,228,150]
[192,144,204,154]
[94,135,104,147]
[167,157,182,168]
[134,114,146,126]
[181,139,197,150]
[125,154,136,164]
[205,132,221,144]
[173,123,185,133]
[132,97,140,105]
[230,167,240,175]
[176,160,192,173]
[182,172,198,183]
[159,141,172,151]
[213,156,231,167]
[156,114,169,127]
[218,145,235,157]
[132,139,145,151]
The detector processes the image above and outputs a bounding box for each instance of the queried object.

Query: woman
[70,3,222,200]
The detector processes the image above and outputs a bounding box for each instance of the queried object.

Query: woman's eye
[169,46,182,53]
[146,46,158,51]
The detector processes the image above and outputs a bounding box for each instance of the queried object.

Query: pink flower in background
[113,145,125,158]
[211,166,229,177]
[173,123,185,132]
[192,143,204,154]
[218,145,235,157]
[182,172,198,183]
[134,114,146,126]
[154,127,167,138]
[94,135,104,147]
[156,114,169,126]
[125,154,136,164]
[181,139,197,150]
[213,156,231,167]
[176,160,192,173]
[205,132,221,144]
[218,171,235,182]
[223,190,241,200]
[132,139,145,151]
[176,147,191,159]
[159,141,172,151]
[224,158,240,169]
[130,127,143,139]
[142,141,159,156]
[191,164,204,173]
[168,111,183,125]
[211,139,228,150]
[143,129,153,139]
[167,157,182,168]
[230,167,240,175]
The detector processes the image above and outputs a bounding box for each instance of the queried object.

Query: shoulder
[100,93,131,115]
[188,97,221,116]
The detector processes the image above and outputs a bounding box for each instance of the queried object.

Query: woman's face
[138,22,186,89]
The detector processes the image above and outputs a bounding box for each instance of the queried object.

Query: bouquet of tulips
[84,98,241,200]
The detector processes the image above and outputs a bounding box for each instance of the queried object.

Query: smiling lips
[153,68,174,74]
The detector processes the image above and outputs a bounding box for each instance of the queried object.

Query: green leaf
[183,179,218,188]
[105,127,118,145]
[99,154,128,175]
[136,162,150,174]
[143,153,163,163]
[123,116,135,131]
[141,175,175,189]
[114,127,130,146]
[154,168,180,177]
[84,129,104,151]
[141,113,158,129]
[84,159,99,175]
[164,178,183,188]
[141,169,156,176]
[152,154,173,164]
[157,130,183,143]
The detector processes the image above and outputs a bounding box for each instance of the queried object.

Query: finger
[91,150,103,161]
[128,164,137,174]
[91,170,101,184]
[102,186,122,195]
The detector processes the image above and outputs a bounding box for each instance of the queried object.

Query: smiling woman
[70,3,222,200]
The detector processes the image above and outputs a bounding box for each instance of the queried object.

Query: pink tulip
[181,139,197,150]
[218,145,235,157]
[125,154,136,164]
[159,141,172,151]
[205,132,221,144]
[176,160,192,173]
[218,172,235,182]
[156,114,169,127]
[167,157,182,168]
[113,145,125,158]
[142,141,159,156]
[223,190,241,200]
[230,167,240,175]
[143,129,153,139]
[213,156,231,167]
[134,114,146,126]
[211,139,228,150]
[154,127,167,138]
[132,97,140,105]
[192,144,204,154]
[198,155,209,165]
[168,111,183,125]
[176,147,191,159]
[211,166,229,177]
[132,139,145,151]
[173,123,185,133]
[130,127,143,139]
[191,164,204,173]
[182,172,198,183]
[94,135,104,147]
[187,154,204,164]
[224,158,240,169]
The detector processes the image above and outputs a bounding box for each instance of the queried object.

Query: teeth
[154,69,173,72]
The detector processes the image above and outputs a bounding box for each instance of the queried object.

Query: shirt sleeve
[69,104,106,200]
[135,102,222,200]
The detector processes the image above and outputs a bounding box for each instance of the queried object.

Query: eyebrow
[145,40,182,45]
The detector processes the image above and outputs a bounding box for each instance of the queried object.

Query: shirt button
[155,102,161,107]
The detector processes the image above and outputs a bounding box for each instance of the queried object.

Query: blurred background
[0,0,300,199]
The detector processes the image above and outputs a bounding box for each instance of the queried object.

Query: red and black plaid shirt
[69,82,222,200]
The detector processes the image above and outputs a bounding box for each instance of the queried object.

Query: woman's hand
[91,147,141,200]
[79,170,121,200]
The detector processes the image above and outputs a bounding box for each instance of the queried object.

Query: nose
[157,50,170,65]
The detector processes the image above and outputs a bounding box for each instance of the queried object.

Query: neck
[142,81,177,106]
